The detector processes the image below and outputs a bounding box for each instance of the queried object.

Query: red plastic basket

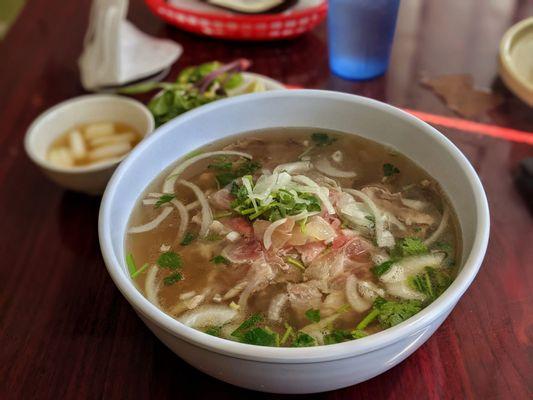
[145,0,328,41]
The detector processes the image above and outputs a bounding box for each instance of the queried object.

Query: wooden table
[1,1,532,398]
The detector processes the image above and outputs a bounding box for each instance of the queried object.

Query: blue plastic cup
[328,0,400,80]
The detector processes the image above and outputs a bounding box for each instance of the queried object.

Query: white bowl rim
[99,89,490,364]
[24,94,155,174]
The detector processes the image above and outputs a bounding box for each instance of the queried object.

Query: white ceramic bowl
[24,94,154,195]
[99,90,490,393]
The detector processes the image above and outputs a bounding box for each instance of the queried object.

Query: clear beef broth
[126,128,460,347]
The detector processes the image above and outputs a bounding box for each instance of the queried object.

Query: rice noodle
[178,305,238,328]
[273,161,312,175]
[178,180,213,237]
[171,199,189,242]
[345,275,372,312]
[128,207,173,234]
[145,265,160,308]
[424,207,450,246]
[315,158,357,178]
[263,218,288,250]
[162,150,252,194]
[344,188,393,248]
[267,293,288,322]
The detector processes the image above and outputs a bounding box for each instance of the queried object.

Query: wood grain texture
[1,0,532,399]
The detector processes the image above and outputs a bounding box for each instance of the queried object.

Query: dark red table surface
[1,1,532,399]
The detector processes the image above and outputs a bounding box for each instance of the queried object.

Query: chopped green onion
[356,309,380,330]
[131,263,149,279]
[285,256,306,270]
[126,253,136,276]
[210,255,230,265]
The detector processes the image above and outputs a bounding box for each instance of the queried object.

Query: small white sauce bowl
[99,90,490,393]
[24,94,154,195]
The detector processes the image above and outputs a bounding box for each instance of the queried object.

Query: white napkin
[79,0,183,91]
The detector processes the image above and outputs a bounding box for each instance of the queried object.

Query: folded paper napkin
[79,0,182,91]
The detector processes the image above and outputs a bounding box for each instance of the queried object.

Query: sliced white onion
[128,207,173,234]
[305,216,337,242]
[263,218,288,250]
[223,280,249,300]
[163,150,252,194]
[171,199,189,242]
[273,161,312,175]
[186,200,200,211]
[331,150,343,163]
[178,305,238,328]
[290,211,320,221]
[315,158,357,178]
[380,252,446,283]
[293,175,336,215]
[267,293,288,322]
[226,231,241,242]
[424,207,450,246]
[345,274,372,312]
[185,294,205,310]
[292,174,319,188]
[401,198,429,211]
[145,265,160,308]
[178,180,213,238]
[386,281,427,301]
[357,281,385,301]
[179,291,197,300]
[345,188,393,248]
[142,198,158,206]
[301,314,340,339]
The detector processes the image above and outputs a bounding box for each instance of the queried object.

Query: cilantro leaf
[324,329,353,345]
[408,267,452,301]
[383,163,400,177]
[231,313,263,339]
[163,272,183,286]
[311,132,336,146]
[205,233,224,242]
[208,160,233,171]
[372,260,394,277]
[180,232,196,246]
[205,326,222,337]
[242,327,278,347]
[292,332,316,347]
[373,297,422,328]
[305,308,321,323]
[155,193,176,208]
[215,172,237,187]
[157,251,182,270]
[210,255,230,265]
[391,237,428,259]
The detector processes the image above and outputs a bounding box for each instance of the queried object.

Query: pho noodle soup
[126,129,460,347]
